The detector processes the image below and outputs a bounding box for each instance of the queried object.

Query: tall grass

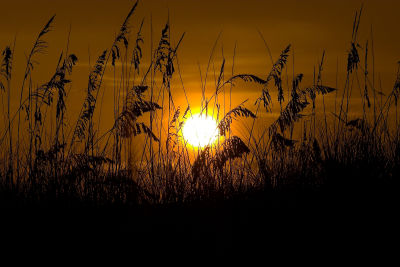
[0,2,398,208]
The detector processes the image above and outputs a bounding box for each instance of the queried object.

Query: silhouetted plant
[218,101,256,136]
[0,2,398,209]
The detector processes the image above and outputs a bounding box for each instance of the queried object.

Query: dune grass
[0,1,398,210]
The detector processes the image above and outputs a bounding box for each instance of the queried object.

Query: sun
[182,114,219,148]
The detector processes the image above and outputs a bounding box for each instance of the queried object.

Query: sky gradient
[1,0,400,140]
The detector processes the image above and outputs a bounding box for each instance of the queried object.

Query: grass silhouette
[0,2,398,254]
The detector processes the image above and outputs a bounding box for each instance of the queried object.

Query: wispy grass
[0,3,398,209]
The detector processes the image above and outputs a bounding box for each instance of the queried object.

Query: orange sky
[2,0,400,73]
[1,0,400,144]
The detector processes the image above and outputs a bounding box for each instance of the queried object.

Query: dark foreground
[1,183,397,260]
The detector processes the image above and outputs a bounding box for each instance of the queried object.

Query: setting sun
[182,114,219,148]
[2,0,399,249]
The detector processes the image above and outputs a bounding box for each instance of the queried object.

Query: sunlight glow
[182,114,219,148]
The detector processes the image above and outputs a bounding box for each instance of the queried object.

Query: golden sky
[2,0,400,70]
[1,0,400,142]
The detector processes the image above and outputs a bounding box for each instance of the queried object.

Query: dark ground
[1,183,397,260]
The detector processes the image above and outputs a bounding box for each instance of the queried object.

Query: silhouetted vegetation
[0,2,398,224]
